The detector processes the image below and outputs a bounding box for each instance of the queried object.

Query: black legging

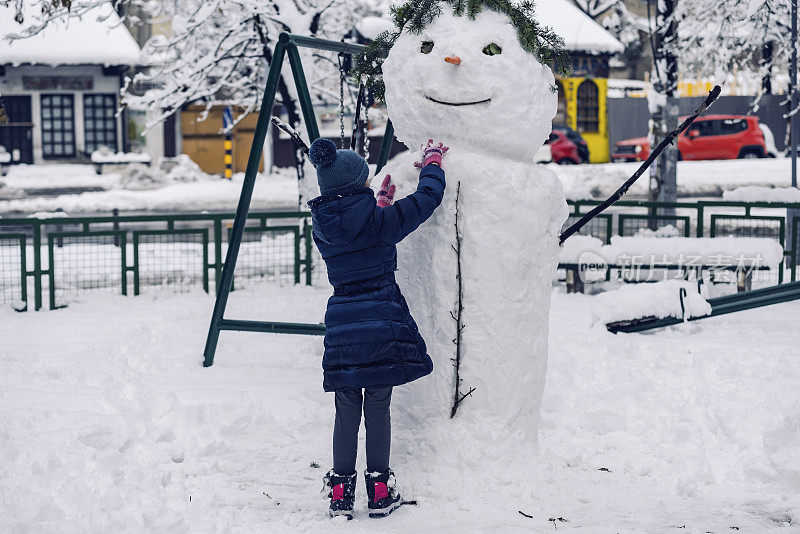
[332,387,392,475]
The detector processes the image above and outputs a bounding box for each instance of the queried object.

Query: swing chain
[337,53,347,148]
[362,93,370,161]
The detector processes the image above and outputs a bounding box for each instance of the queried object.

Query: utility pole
[223,106,234,180]
[789,0,798,268]
[649,0,679,225]
[791,0,798,188]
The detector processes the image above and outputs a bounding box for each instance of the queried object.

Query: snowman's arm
[372,164,445,245]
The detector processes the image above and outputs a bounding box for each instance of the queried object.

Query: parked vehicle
[555,126,590,163]
[612,115,766,162]
[546,130,582,164]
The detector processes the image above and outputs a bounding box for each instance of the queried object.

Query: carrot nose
[444,56,461,65]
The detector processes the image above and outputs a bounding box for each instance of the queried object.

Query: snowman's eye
[482,43,502,56]
[420,41,434,54]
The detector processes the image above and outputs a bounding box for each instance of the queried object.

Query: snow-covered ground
[2,284,798,532]
[555,157,798,200]
[0,163,299,214]
[2,157,798,216]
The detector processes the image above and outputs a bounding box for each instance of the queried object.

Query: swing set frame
[202,32,395,367]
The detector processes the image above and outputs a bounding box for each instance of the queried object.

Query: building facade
[1,65,130,163]
[0,3,142,165]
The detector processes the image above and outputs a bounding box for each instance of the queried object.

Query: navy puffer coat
[308,164,446,392]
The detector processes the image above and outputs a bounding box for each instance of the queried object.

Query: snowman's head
[382,9,558,161]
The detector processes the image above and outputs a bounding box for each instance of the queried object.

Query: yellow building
[557,76,611,163]
[538,0,624,163]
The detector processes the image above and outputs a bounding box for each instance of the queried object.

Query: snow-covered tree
[4,0,380,131]
[570,0,620,19]
[673,0,792,96]
[600,2,649,79]
[126,0,382,136]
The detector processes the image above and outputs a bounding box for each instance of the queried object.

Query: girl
[307,137,448,519]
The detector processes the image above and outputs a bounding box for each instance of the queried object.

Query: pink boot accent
[332,484,344,501]
[373,482,389,502]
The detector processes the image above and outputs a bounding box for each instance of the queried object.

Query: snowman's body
[381,151,565,453]
[375,9,569,468]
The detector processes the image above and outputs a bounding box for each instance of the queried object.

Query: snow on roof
[0,2,141,67]
[535,0,624,54]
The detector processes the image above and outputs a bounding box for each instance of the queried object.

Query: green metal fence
[2,199,800,312]
[0,211,315,311]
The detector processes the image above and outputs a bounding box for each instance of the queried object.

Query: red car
[547,130,581,164]
[612,115,767,162]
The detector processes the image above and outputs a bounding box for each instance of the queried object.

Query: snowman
[370,4,569,473]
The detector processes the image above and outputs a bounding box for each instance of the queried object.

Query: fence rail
[2,199,799,311]
[0,211,316,311]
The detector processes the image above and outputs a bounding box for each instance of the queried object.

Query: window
[719,118,748,135]
[692,120,718,137]
[40,94,75,158]
[554,80,568,127]
[84,94,118,153]
[576,80,599,133]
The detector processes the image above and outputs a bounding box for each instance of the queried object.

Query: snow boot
[322,469,356,519]
[365,468,403,518]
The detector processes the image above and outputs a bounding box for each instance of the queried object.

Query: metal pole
[789,0,799,270]
[286,42,321,142]
[375,120,395,174]
[791,0,798,187]
[648,0,678,227]
[202,37,288,367]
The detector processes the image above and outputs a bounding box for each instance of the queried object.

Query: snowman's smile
[424,95,492,107]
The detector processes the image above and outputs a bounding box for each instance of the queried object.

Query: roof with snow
[535,0,624,54]
[0,2,141,67]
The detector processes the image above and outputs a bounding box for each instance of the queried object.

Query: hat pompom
[309,138,337,168]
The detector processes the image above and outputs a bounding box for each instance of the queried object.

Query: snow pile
[0,182,24,200]
[559,234,603,263]
[603,236,785,269]
[723,185,800,203]
[117,164,168,190]
[1,286,799,531]
[91,148,152,164]
[0,146,10,164]
[590,280,711,325]
[117,156,206,190]
[0,3,140,66]
[632,224,681,238]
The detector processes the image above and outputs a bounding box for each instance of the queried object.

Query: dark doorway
[0,95,34,164]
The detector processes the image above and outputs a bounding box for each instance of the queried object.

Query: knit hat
[309,138,370,196]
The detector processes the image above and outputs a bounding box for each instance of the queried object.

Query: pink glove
[376,174,396,207]
[414,139,449,168]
